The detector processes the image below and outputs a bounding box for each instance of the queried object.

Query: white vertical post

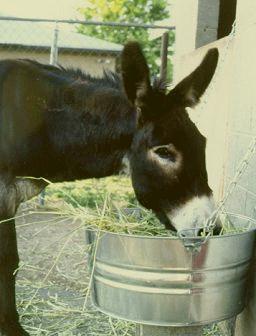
[50,21,59,65]
[172,0,199,58]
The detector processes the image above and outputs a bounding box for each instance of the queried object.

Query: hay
[44,176,253,237]
[43,176,174,237]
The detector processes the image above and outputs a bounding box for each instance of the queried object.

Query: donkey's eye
[154,147,176,162]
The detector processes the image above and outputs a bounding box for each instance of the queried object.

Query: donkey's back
[0,59,133,179]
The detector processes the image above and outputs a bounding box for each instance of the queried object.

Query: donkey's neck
[57,139,133,182]
[52,88,136,182]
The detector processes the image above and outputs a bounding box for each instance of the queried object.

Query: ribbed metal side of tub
[85,230,255,326]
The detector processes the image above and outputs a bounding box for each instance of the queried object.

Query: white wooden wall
[172,0,199,57]
[174,36,235,202]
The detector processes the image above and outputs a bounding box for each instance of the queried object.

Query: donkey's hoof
[0,323,29,336]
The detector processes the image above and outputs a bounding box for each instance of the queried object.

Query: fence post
[50,21,59,65]
[160,31,169,81]
[39,21,59,206]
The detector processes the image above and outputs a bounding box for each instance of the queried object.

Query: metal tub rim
[85,227,256,241]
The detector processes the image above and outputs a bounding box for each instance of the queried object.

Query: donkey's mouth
[155,210,222,236]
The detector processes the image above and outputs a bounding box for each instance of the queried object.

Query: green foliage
[77,0,175,78]
[46,176,137,209]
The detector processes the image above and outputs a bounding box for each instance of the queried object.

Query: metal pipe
[0,16,175,30]
[160,31,169,81]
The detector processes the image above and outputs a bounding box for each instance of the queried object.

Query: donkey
[0,42,218,335]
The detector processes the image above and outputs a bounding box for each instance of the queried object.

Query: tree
[77,0,174,79]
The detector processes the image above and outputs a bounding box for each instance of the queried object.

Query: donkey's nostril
[198,228,204,236]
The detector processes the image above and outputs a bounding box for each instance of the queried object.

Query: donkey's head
[121,42,219,236]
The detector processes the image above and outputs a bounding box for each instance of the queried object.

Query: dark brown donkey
[0,42,218,334]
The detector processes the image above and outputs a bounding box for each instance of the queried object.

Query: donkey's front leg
[0,177,29,335]
[0,217,28,336]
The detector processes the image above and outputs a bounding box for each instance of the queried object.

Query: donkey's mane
[63,67,122,90]
[20,59,122,90]
[21,59,168,94]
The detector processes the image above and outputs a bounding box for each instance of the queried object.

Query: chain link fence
[0,16,175,79]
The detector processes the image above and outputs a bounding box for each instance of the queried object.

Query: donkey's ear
[121,42,151,104]
[168,48,219,107]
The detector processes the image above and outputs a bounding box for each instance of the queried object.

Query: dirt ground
[15,201,134,336]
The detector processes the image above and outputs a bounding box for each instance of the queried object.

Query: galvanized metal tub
[85,228,255,326]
